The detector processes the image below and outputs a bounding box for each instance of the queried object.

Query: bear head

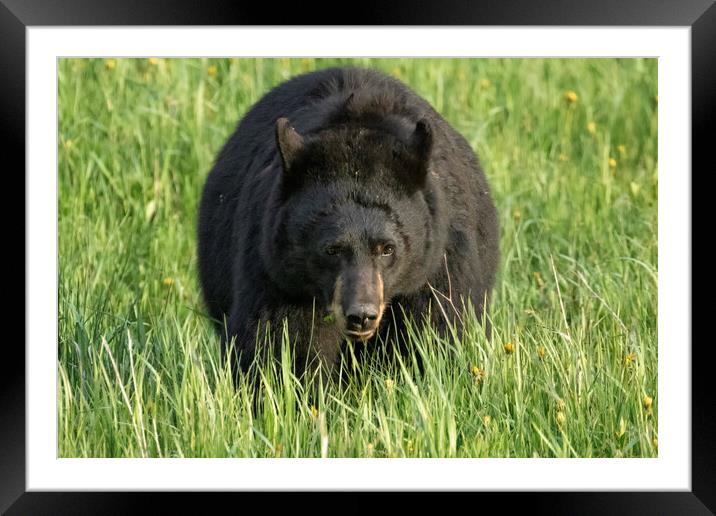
[261,115,443,341]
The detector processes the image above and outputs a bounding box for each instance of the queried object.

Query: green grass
[58,57,658,458]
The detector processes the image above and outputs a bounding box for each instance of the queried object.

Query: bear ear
[404,118,433,186]
[409,118,433,160]
[343,92,356,111]
[276,117,304,172]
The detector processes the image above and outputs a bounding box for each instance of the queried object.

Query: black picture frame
[5,1,711,514]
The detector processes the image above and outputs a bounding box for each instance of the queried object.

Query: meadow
[58,57,658,458]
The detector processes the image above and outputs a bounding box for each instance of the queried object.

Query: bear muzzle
[344,303,380,340]
[330,269,385,341]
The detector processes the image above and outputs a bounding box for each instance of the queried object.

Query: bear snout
[345,304,380,334]
[337,267,385,341]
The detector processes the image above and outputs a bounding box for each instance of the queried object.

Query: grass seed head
[556,411,567,426]
[366,443,375,457]
[616,417,626,438]
[145,200,157,222]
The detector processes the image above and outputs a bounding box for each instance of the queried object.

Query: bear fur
[197,67,499,380]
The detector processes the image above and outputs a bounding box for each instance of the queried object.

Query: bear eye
[325,245,341,256]
[381,244,395,257]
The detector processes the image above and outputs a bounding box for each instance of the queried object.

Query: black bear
[198,67,499,380]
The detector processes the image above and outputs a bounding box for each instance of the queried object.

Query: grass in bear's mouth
[58,57,657,458]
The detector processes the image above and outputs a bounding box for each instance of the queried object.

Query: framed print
[5,0,712,513]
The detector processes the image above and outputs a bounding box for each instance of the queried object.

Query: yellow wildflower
[162,277,174,286]
[608,157,617,169]
[618,144,627,157]
[564,90,578,103]
[104,59,117,71]
[480,78,491,91]
[624,352,637,365]
[503,342,515,354]
[148,57,160,66]
[642,395,653,410]
[310,405,319,419]
[587,121,597,135]
[470,365,486,382]
[207,65,218,77]
[537,346,546,359]
[482,415,492,427]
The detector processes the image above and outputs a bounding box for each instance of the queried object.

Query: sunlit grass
[58,57,658,458]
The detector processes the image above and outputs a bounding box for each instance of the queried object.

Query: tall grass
[58,58,658,457]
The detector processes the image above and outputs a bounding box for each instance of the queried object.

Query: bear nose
[346,304,379,331]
